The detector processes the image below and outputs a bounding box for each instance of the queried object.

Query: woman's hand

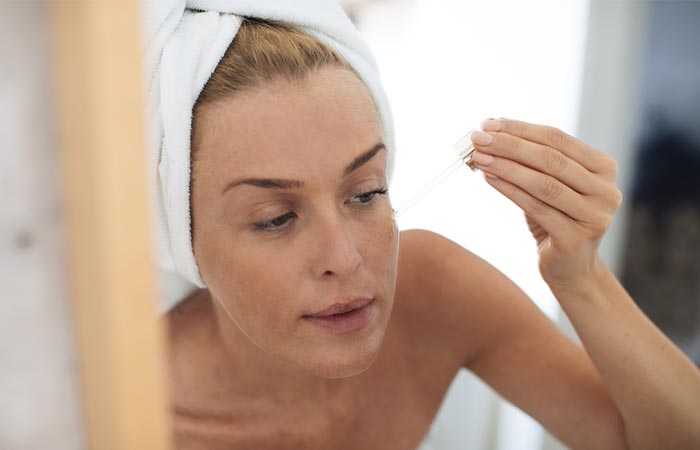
[469,118,623,291]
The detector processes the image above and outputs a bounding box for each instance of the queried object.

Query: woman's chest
[173,375,442,450]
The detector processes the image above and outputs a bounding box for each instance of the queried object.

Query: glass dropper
[394,129,480,218]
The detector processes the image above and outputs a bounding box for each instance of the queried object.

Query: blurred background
[2,1,699,449]
[343,1,700,449]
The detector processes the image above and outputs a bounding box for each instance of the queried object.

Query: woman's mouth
[303,298,374,334]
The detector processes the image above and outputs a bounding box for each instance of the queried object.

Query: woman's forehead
[194,68,383,178]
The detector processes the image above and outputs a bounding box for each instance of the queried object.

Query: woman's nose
[310,214,363,279]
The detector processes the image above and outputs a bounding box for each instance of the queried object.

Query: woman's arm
[469,118,700,449]
[400,229,627,449]
[550,256,700,449]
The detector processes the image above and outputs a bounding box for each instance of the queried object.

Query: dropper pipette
[394,129,479,218]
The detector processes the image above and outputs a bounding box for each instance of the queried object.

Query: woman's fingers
[472,118,625,287]
[471,152,596,223]
[481,118,618,181]
[471,129,597,195]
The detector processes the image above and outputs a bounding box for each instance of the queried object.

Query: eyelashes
[350,187,388,205]
[252,187,389,232]
[253,211,298,231]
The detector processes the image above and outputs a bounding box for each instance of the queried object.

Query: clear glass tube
[394,129,479,218]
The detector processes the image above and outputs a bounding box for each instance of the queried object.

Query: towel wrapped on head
[142,0,396,312]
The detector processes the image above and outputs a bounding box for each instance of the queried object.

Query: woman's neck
[198,290,356,406]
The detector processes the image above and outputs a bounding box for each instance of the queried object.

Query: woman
[162,15,700,450]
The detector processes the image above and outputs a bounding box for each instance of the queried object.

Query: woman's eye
[351,187,388,204]
[253,211,296,231]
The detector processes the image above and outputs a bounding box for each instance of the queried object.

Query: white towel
[142,0,396,312]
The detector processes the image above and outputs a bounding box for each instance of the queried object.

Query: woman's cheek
[239,249,301,315]
[366,211,399,277]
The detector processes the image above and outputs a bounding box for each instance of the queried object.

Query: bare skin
[167,230,623,450]
[168,231,468,450]
[166,67,700,449]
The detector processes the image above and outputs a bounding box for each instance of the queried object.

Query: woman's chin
[292,337,382,378]
[305,352,379,379]
[288,306,389,378]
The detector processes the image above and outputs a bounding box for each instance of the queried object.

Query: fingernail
[471,151,494,166]
[471,131,493,146]
[481,119,502,132]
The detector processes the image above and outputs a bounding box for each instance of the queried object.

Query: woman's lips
[303,299,374,334]
[307,297,373,317]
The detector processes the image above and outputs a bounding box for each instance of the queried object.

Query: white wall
[0,4,85,449]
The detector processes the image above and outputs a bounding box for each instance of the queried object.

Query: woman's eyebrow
[344,143,386,175]
[222,177,303,194]
[221,142,386,195]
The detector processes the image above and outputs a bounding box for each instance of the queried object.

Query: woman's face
[191,68,399,378]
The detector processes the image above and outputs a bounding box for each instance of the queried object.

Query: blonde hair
[196,18,355,106]
[191,19,359,160]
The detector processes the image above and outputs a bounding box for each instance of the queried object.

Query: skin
[167,67,700,449]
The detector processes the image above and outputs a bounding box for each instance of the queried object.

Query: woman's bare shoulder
[165,290,218,351]
[395,229,546,367]
[395,228,495,317]
[393,229,486,365]
[163,291,230,404]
